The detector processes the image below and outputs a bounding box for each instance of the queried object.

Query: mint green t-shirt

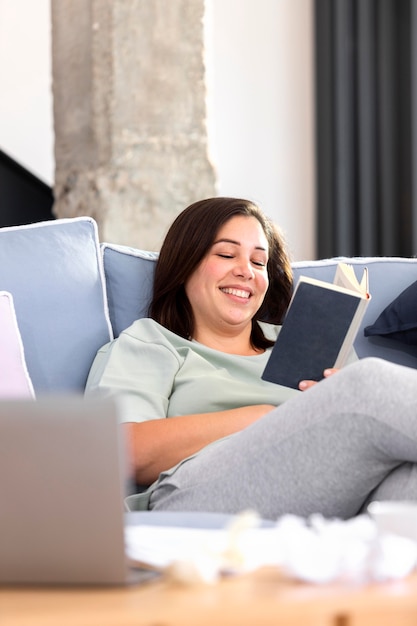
[85,318,300,421]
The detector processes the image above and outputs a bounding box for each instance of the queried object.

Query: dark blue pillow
[364,280,417,344]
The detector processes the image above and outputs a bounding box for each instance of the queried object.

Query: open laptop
[0,394,158,586]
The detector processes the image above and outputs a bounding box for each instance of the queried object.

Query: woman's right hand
[298,368,339,391]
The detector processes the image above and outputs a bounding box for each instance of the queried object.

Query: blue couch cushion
[101,243,158,338]
[292,257,417,368]
[364,280,417,344]
[101,246,417,368]
[0,217,112,393]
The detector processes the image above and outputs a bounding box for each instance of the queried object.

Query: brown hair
[149,197,293,349]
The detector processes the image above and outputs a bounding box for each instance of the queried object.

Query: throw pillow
[364,280,417,344]
[0,217,113,393]
[0,291,35,398]
[101,243,158,337]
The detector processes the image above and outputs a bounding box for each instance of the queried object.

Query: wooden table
[3,567,417,626]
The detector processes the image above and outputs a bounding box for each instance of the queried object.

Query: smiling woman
[86,197,417,522]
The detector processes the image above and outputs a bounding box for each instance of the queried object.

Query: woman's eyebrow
[213,238,267,251]
[213,238,239,245]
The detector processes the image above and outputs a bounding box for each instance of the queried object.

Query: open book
[261,263,371,389]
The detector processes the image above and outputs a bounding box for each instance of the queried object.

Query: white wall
[0,0,316,259]
[0,0,54,185]
[207,0,316,260]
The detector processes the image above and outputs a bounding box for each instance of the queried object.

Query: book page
[333,263,368,296]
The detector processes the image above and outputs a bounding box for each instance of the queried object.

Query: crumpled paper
[274,513,417,584]
[125,510,417,586]
[165,510,266,584]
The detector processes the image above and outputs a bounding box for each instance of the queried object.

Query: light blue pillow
[101,243,158,337]
[0,217,112,393]
[101,248,417,369]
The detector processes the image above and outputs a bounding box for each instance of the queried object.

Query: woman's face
[185,215,269,340]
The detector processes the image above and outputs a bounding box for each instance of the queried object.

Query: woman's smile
[220,286,252,300]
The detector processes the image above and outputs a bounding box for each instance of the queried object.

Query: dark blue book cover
[261,276,369,389]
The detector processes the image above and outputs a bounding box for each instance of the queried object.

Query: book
[261,263,371,389]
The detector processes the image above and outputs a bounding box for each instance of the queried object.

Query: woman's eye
[218,253,233,259]
[252,260,266,267]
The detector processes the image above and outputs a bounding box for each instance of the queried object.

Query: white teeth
[221,287,251,298]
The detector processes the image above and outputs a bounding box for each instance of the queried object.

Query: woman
[86,197,417,520]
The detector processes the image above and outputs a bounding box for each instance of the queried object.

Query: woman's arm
[86,322,276,485]
[124,404,275,486]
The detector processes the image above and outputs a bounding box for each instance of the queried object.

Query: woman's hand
[298,368,339,391]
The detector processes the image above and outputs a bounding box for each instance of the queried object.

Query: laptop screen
[0,395,132,585]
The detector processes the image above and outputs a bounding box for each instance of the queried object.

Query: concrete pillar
[51,0,216,249]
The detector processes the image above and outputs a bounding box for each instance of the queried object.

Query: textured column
[51,0,216,249]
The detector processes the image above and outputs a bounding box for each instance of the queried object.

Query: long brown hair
[149,197,293,349]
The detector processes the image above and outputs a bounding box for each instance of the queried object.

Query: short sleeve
[85,324,181,422]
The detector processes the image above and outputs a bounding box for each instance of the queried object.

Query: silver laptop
[0,395,157,586]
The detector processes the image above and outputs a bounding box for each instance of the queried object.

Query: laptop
[0,394,158,586]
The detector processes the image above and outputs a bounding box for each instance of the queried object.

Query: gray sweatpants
[147,358,417,520]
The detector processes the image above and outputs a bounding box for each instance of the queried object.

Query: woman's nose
[232,259,254,279]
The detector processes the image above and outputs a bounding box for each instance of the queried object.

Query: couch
[2,216,417,397]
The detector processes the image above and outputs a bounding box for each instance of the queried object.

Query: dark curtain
[315,0,417,257]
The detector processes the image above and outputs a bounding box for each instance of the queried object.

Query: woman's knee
[342,357,402,387]
[315,357,404,412]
